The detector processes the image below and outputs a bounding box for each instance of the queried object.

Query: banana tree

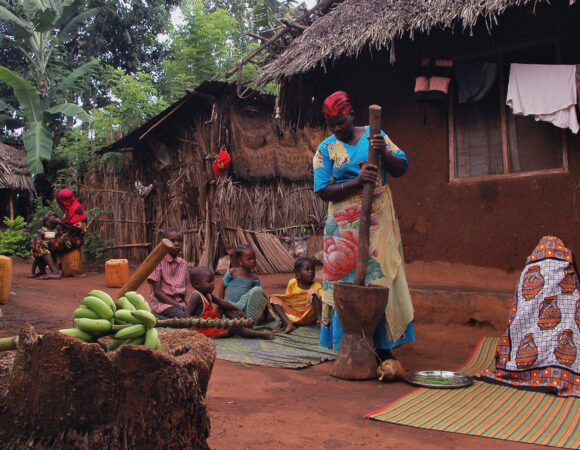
[0,0,100,173]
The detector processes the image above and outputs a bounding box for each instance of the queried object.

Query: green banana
[107,339,126,351]
[115,296,136,311]
[74,318,112,334]
[125,337,145,346]
[73,307,99,320]
[114,324,146,340]
[59,328,93,342]
[131,310,157,328]
[124,291,151,312]
[155,337,162,350]
[88,289,116,313]
[115,309,141,325]
[97,341,108,352]
[144,327,159,349]
[81,296,114,320]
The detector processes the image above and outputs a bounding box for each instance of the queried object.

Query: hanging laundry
[506,63,578,134]
[414,58,453,103]
[454,62,498,104]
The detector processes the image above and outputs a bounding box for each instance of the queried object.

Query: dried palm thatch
[87,83,327,271]
[258,0,563,83]
[0,143,35,193]
[229,228,295,274]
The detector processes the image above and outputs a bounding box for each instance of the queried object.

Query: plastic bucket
[105,259,129,288]
[0,255,12,304]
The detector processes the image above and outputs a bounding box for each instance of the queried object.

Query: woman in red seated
[31,188,87,280]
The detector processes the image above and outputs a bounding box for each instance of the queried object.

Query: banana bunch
[60,290,117,342]
[59,289,161,351]
[109,291,161,351]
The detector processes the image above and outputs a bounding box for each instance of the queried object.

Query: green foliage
[82,231,112,267]
[0,0,99,174]
[0,216,31,258]
[80,0,179,75]
[161,0,240,102]
[54,66,168,176]
[28,196,60,238]
[83,206,113,266]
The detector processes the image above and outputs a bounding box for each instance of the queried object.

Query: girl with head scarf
[313,91,415,361]
[30,188,88,279]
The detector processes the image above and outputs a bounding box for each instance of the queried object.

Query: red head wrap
[55,188,87,224]
[322,91,353,119]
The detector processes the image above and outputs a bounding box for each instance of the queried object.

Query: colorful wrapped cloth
[269,278,322,325]
[31,189,87,258]
[189,289,229,338]
[223,270,269,322]
[313,127,415,351]
[30,221,86,257]
[476,236,580,397]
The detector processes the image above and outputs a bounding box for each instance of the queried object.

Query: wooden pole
[115,238,173,299]
[354,105,382,286]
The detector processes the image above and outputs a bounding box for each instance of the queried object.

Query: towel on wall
[506,63,578,134]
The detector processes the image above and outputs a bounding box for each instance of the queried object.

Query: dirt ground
[1,259,540,449]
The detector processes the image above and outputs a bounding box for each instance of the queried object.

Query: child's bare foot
[262,330,276,340]
[283,323,297,334]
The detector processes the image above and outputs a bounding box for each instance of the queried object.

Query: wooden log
[115,238,172,299]
[354,105,382,286]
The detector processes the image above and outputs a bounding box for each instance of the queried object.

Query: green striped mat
[214,323,336,369]
[366,337,580,448]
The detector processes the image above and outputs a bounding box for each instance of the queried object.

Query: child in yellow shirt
[269,257,322,334]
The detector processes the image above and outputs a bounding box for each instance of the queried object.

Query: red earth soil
[1,259,540,449]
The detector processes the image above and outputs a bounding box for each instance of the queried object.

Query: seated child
[186,266,275,339]
[269,257,322,334]
[147,228,189,318]
[221,245,272,323]
[218,243,250,298]
[29,212,58,278]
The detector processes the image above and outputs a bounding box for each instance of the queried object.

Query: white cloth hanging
[506,63,578,134]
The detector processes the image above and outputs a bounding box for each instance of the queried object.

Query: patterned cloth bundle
[477,236,580,397]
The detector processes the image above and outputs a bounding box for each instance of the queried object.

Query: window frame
[448,38,569,183]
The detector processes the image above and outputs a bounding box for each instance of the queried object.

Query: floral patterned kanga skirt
[319,184,414,351]
[31,231,84,258]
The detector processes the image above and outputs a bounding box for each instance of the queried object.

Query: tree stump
[0,323,216,449]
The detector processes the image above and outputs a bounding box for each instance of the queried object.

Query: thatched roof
[258,0,570,83]
[102,81,274,152]
[0,142,35,193]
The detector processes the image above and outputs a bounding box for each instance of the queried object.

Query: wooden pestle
[115,238,173,299]
[354,104,382,286]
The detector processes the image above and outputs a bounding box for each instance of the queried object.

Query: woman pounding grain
[313,91,414,361]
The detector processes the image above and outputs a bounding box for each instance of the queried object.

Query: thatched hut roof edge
[0,142,35,193]
[257,0,573,83]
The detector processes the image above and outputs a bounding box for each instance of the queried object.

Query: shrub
[0,216,31,258]
[82,231,112,267]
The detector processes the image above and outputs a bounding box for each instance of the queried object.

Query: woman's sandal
[37,273,62,280]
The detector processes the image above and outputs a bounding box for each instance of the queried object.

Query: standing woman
[31,188,87,279]
[313,91,414,360]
